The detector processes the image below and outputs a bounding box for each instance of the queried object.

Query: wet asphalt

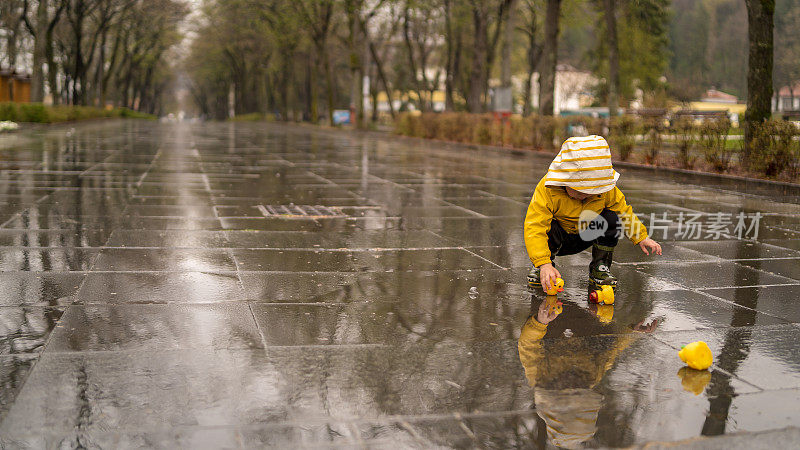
[0,120,799,448]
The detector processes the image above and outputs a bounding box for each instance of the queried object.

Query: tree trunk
[744,0,775,162]
[367,39,394,118]
[467,8,488,112]
[93,28,108,106]
[403,5,426,112]
[539,0,561,116]
[346,2,364,128]
[280,54,291,120]
[322,47,335,126]
[522,8,541,117]
[46,38,59,104]
[308,54,317,122]
[500,0,516,88]
[523,71,534,116]
[72,12,85,105]
[6,23,19,69]
[604,0,619,117]
[370,68,379,121]
[444,0,455,111]
[102,29,124,107]
[31,0,49,102]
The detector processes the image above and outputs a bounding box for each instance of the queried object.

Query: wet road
[1,120,800,448]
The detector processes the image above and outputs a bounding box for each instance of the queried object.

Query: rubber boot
[589,244,617,287]
[528,262,556,290]
[527,266,541,290]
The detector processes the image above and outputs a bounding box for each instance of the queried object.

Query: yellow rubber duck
[589,285,614,305]
[545,277,565,296]
[678,341,713,370]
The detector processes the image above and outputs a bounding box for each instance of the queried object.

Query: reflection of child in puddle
[518,297,655,448]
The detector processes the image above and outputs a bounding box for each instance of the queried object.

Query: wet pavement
[0,120,799,448]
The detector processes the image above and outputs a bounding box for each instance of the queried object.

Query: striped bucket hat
[543,135,619,194]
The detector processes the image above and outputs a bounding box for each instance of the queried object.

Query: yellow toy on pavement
[544,277,565,295]
[679,341,713,370]
[588,284,615,305]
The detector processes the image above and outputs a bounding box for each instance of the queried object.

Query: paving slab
[232,248,499,272]
[0,272,85,306]
[47,303,263,352]
[699,285,800,323]
[76,271,245,304]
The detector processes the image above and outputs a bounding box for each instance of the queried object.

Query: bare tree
[1,0,27,70]
[539,0,561,116]
[23,0,67,101]
[295,0,336,124]
[603,0,619,116]
[518,0,542,116]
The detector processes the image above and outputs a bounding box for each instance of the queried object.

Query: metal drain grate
[255,204,345,218]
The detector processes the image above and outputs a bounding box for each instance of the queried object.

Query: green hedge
[0,102,155,123]
[228,113,277,122]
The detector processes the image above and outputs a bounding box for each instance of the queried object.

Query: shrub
[0,102,154,123]
[748,120,797,178]
[18,103,49,122]
[508,115,533,148]
[0,103,20,122]
[643,117,664,165]
[394,112,419,136]
[672,116,698,169]
[472,115,493,145]
[698,117,733,172]
[609,115,638,161]
[435,113,461,141]
[530,115,563,150]
[419,113,440,139]
[790,128,800,181]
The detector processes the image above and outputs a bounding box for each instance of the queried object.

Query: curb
[633,426,800,449]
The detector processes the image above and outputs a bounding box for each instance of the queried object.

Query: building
[526,65,598,114]
[0,68,32,103]
[773,83,800,112]
[684,89,746,126]
[701,89,738,104]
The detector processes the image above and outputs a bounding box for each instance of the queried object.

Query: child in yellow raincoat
[524,136,662,292]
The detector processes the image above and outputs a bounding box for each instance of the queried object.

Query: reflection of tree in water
[0,308,62,354]
[369,285,540,446]
[56,363,99,449]
[264,272,534,446]
[0,355,37,422]
[702,237,758,436]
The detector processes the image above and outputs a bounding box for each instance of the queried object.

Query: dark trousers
[548,209,620,257]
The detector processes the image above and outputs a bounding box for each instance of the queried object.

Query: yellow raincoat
[523,178,649,267]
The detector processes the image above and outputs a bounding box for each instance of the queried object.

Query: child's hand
[638,238,662,256]
[539,263,561,293]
